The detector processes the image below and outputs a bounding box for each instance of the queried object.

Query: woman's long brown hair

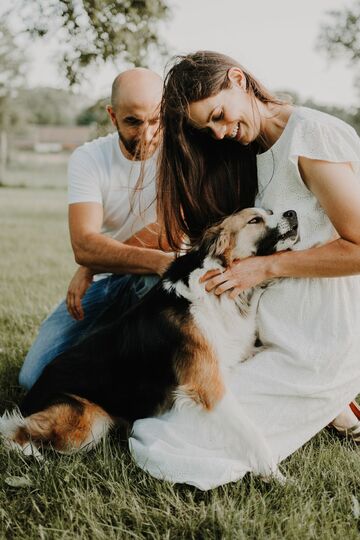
[158,50,285,250]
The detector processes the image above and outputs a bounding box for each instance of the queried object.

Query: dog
[0,207,298,480]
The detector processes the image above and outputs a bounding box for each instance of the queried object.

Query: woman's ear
[227,67,246,91]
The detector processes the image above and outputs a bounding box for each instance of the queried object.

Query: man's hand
[66,266,94,321]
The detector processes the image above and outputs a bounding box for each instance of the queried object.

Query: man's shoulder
[70,132,117,163]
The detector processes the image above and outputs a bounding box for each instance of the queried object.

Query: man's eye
[248,217,263,224]
[125,118,143,126]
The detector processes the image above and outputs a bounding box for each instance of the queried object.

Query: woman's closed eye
[211,110,224,122]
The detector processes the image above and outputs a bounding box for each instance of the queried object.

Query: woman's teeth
[230,123,239,138]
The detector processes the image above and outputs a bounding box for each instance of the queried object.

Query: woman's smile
[230,122,239,139]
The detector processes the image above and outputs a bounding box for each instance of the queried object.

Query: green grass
[1,185,360,538]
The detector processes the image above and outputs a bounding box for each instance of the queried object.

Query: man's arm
[66,202,174,320]
[69,202,173,276]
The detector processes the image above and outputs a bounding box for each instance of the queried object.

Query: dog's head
[199,208,299,266]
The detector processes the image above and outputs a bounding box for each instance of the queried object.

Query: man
[19,68,173,390]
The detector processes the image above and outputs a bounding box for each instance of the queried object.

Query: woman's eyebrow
[188,107,217,129]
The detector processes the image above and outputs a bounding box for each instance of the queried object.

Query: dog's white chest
[184,268,258,371]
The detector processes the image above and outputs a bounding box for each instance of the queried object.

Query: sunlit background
[8,0,360,104]
[0,0,358,187]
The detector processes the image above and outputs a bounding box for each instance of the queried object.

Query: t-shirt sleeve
[289,117,360,175]
[68,147,103,204]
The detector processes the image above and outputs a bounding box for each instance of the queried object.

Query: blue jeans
[19,274,159,390]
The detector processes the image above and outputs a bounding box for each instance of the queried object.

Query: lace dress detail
[129,107,360,490]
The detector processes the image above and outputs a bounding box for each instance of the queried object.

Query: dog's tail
[0,397,114,456]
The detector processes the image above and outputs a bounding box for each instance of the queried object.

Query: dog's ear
[199,225,236,266]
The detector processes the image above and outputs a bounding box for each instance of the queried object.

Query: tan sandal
[329,401,360,444]
[331,421,360,444]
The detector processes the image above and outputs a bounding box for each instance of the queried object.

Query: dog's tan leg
[175,320,225,411]
[2,397,113,454]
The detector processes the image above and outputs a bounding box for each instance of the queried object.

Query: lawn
[1,184,360,538]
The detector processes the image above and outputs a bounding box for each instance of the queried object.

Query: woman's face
[188,79,261,145]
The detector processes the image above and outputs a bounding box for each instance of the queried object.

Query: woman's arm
[202,159,360,296]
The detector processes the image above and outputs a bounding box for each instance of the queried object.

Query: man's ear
[106,105,116,126]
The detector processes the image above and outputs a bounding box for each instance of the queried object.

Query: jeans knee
[18,364,33,391]
[134,275,159,300]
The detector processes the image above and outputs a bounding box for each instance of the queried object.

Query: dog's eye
[248,217,263,224]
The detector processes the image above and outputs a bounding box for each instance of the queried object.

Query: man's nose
[143,124,159,144]
[212,124,226,140]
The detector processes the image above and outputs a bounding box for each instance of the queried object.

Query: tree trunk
[0,130,7,184]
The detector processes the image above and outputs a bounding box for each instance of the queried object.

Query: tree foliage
[76,97,112,136]
[0,24,24,98]
[318,0,360,62]
[0,22,26,179]
[16,0,169,85]
[317,0,360,96]
[14,88,88,125]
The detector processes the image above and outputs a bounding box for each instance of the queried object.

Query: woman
[129,51,360,490]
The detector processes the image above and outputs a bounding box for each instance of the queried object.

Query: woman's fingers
[214,280,236,295]
[229,287,242,299]
[199,268,223,283]
[204,272,229,292]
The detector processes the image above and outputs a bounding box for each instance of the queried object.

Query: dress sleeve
[67,147,103,204]
[289,116,360,175]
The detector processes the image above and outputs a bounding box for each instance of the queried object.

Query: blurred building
[11,124,98,153]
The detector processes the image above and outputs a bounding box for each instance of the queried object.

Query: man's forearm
[73,232,173,276]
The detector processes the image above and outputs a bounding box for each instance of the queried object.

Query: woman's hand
[66,266,94,321]
[200,256,271,298]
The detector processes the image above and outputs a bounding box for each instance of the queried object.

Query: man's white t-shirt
[68,132,157,242]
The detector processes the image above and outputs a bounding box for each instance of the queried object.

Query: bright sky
[10,0,359,107]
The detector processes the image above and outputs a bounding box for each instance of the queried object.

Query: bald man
[19,69,173,390]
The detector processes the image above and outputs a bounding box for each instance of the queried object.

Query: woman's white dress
[129,107,360,490]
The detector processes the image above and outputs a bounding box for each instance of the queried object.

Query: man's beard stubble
[117,126,142,160]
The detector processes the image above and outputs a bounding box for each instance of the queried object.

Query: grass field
[1,182,360,538]
[3,151,69,190]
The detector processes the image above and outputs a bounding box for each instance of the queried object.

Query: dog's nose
[283,210,297,219]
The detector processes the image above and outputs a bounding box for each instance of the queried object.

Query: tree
[14,88,89,125]
[15,0,169,86]
[0,23,25,182]
[76,97,112,136]
[317,0,360,96]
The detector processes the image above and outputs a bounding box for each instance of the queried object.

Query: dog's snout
[283,210,297,220]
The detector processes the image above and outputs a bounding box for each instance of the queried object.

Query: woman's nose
[212,124,226,140]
